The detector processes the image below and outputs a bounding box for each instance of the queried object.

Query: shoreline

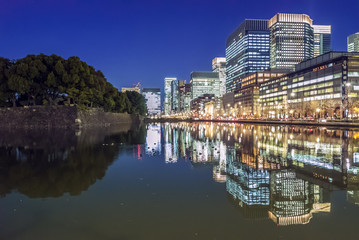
[147,117,359,128]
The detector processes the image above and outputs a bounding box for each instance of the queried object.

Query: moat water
[0,123,359,240]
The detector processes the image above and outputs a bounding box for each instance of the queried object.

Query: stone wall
[0,106,141,129]
[77,108,141,128]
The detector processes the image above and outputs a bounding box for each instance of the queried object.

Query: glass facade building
[171,80,179,112]
[313,25,331,57]
[269,13,314,70]
[142,88,161,116]
[348,32,359,52]
[164,77,176,115]
[190,71,220,101]
[234,71,286,117]
[212,57,226,96]
[178,82,191,113]
[226,19,270,93]
[259,52,359,119]
[183,84,192,113]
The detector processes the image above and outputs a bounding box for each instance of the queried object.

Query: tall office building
[190,72,220,101]
[212,57,226,96]
[164,77,176,115]
[184,84,192,112]
[142,88,161,116]
[226,19,270,93]
[178,80,187,112]
[348,33,359,52]
[313,25,331,57]
[171,80,179,112]
[269,13,314,70]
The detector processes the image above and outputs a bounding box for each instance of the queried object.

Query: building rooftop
[295,51,359,71]
[191,71,219,79]
[268,13,313,28]
[226,19,269,46]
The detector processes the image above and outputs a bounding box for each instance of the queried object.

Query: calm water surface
[0,123,359,240]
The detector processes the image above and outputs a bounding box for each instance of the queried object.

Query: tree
[113,92,132,113]
[0,57,12,107]
[125,91,147,116]
[0,54,147,115]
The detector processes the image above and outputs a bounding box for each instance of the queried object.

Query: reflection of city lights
[160,123,355,225]
[145,124,162,156]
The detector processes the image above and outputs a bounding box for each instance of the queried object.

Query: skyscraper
[178,80,187,112]
[212,57,226,96]
[226,19,270,93]
[171,80,179,112]
[142,88,161,116]
[190,72,220,100]
[313,25,331,57]
[269,13,314,70]
[348,32,359,52]
[184,84,191,113]
[164,77,176,115]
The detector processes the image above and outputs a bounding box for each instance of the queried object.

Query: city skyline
[1,0,359,91]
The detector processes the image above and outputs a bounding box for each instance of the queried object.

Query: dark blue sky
[1,0,358,90]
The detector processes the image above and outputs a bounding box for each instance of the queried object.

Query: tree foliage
[0,54,147,115]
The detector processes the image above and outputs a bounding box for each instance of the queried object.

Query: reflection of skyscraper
[164,123,178,163]
[268,169,331,226]
[227,161,270,206]
[269,170,313,226]
[145,124,161,156]
[190,140,222,164]
[213,142,227,183]
[163,123,342,226]
[225,155,270,219]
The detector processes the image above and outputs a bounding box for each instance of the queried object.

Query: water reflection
[146,122,359,226]
[2,121,359,236]
[0,126,146,198]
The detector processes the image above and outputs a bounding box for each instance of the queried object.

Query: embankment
[0,106,142,129]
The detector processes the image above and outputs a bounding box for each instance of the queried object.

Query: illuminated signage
[313,65,328,72]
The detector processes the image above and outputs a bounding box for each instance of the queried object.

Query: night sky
[1,0,358,90]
